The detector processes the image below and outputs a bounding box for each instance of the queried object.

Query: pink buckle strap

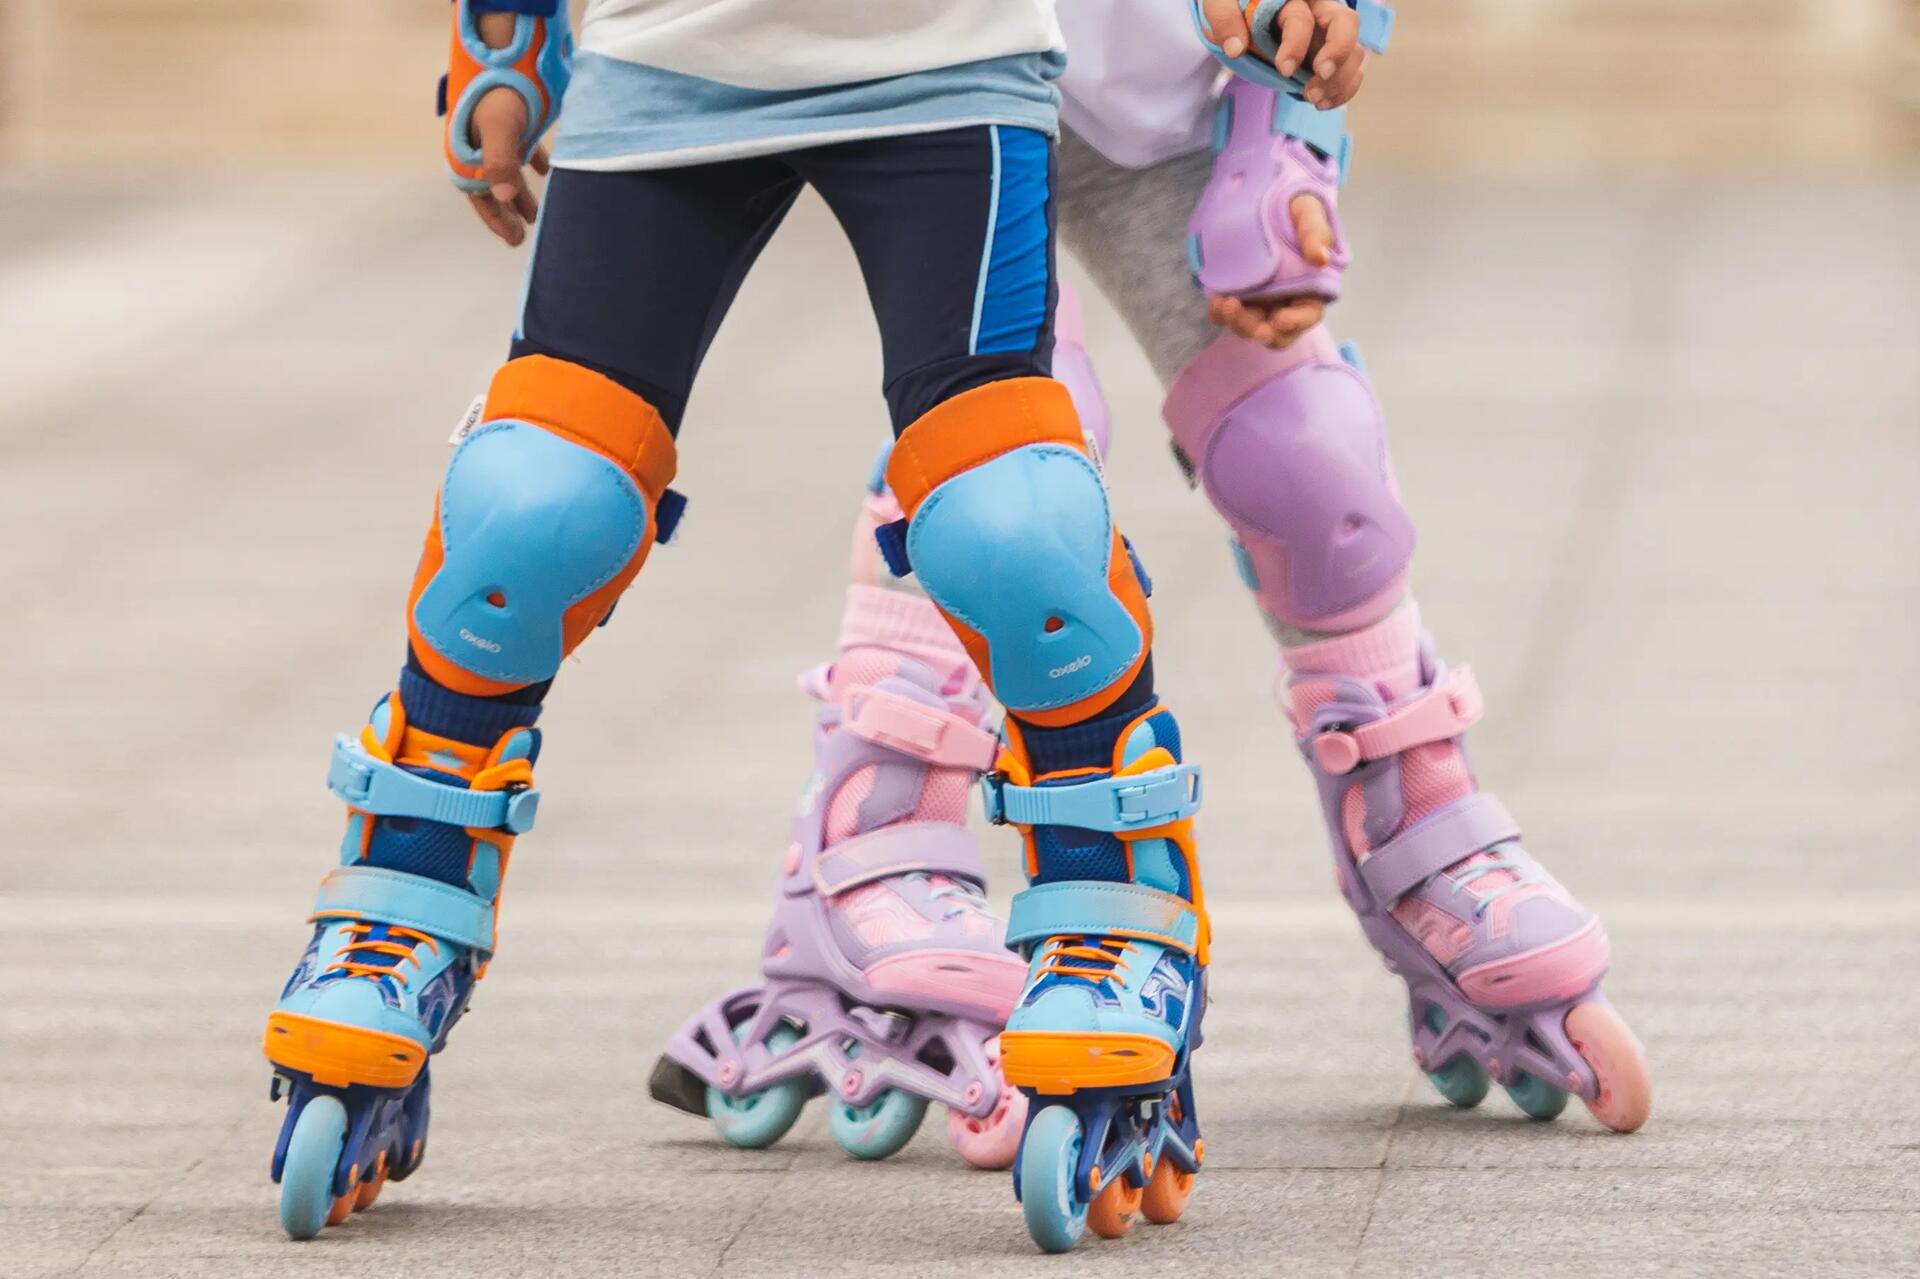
[811,822,987,897]
[841,685,998,771]
[1312,666,1484,775]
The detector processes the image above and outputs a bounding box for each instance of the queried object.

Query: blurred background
[2,2,1916,1276]
[2,0,1917,172]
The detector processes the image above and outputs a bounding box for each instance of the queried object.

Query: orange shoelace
[323,923,439,987]
[1036,936,1136,989]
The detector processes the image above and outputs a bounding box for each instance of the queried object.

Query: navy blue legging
[510,125,1059,434]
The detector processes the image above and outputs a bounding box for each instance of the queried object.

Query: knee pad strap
[886,378,1152,723]
[1165,330,1413,632]
[409,356,677,694]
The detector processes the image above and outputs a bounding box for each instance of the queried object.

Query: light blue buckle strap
[311,865,496,954]
[982,764,1202,832]
[1357,0,1395,53]
[1271,96,1351,179]
[1006,881,1202,956]
[327,735,540,835]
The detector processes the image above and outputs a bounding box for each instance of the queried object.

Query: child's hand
[1205,193,1334,348]
[462,10,547,247]
[1199,0,1369,109]
[466,86,550,247]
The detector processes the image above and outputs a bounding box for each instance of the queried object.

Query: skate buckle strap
[810,822,987,897]
[1006,881,1202,956]
[328,735,540,834]
[311,865,496,953]
[982,764,1202,831]
[1312,667,1483,776]
[1358,792,1521,904]
[840,685,997,770]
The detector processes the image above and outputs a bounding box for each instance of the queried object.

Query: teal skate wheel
[279,1094,348,1240]
[1504,1072,1571,1121]
[707,1022,808,1150]
[828,1086,928,1161]
[1420,1004,1490,1108]
[1020,1105,1089,1254]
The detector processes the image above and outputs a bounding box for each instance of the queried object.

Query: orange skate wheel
[326,1191,355,1226]
[353,1154,388,1211]
[1087,1174,1143,1238]
[1140,1151,1197,1224]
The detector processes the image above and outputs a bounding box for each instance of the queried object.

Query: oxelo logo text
[459,628,503,654]
[1049,654,1092,679]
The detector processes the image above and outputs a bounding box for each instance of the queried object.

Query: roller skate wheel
[326,1191,355,1227]
[1019,1105,1090,1254]
[1419,1004,1491,1108]
[1565,1002,1652,1133]
[353,1154,388,1211]
[1140,1154,1197,1225]
[707,1021,809,1150]
[1503,1072,1571,1121]
[1088,1173,1143,1239]
[828,1087,928,1161]
[947,1080,1028,1171]
[278,1094,348,1240]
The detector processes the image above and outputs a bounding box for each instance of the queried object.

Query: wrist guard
[438,1,574,193]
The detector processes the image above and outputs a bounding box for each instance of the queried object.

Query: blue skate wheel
[1020,1105,1090,1254]
[1504,1072,1571,1121]
[1420,1004,1490,1108]
[707,1022,808,1150]
[279,1093,348,1240]
[828,1086,929,1161]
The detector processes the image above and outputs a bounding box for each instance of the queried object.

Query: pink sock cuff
[840,584,973,685]
[1162,326,1342,460]
[1282,602,1423,694]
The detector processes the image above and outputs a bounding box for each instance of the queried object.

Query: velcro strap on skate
[982,764,1202,832]
[1006,882,1202,956]
[1311,667,1484,776]
[311,865,496,953]
[1357,793,1521,904]
[811,822,987,897]
[328,735,540,834]
[840,685,998,770]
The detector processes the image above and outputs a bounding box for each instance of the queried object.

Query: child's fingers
[1321,52,1366,107]
[1262,298,1325,341]
[531,146,552,177]
[1289,194,1334,267]
[1308,0,1359,80]
[1200,0,1253,58]
[1274,0,1314,76]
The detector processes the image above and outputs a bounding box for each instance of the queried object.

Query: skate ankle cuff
[983,764,1201,832]
[1359,793,1521,904]
[805,822,986,897]
[328,736,539,834]
[1309,666,1483,775]
[311,865,496,953]
[1007,881,1202,956]
[839,684,997,770]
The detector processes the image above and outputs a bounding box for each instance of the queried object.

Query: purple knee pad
[1052,281,1111,461]
[1163,328,1413,631]
[1188,78,1348,303]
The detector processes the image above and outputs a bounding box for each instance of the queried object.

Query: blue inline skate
[264,689,538,1238]
[991,705,1209,1253]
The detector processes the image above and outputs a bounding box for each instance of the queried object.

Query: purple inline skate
[652,504,1029,1165]
[1282,608,1653,1131]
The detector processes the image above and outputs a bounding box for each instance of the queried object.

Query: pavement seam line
[1346,1075,1410,1278]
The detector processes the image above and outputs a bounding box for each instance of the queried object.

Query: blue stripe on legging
[970,126,1051,355]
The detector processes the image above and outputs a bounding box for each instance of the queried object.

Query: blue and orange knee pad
[883,377,1152,728]
[439,0,572,194]
[408,356,679,697]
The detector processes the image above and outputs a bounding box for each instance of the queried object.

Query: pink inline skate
[651,480,1029,1166]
